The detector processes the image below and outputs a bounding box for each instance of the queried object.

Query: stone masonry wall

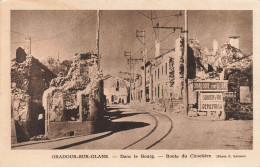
[11,47,56,142]
[43,52,104,123]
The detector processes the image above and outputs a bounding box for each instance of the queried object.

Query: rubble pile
[11,55,32,91]
[43,52,104,122]
[216,44,247,68]
[188,39,201,59]
[40,57,72,76]
[186,41,252,81]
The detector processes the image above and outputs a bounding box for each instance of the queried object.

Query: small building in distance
[103,75,130,104]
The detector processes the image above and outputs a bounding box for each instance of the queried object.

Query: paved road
[12,104,252,150]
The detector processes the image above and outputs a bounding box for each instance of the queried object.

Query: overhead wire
[159,32,174,42]
[136,10,151,20]
[154,11,160,39]
[152,14,175,19]
[11,14,94,42]
[137,20,150,31]
[133,10,185,64]
[132,31,154,59]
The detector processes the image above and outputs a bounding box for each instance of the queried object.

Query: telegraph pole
[136,30,146,103]
[96,10,101,69]
[184,10,189,115]
[153,10,189,114]
[124,51,132,102]
[143,47,147,103]
[124,50,143,103]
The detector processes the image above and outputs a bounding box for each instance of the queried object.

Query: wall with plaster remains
[11,47,56,142]
[43,52,106,139]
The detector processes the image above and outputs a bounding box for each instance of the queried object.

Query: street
[12,104,252,150]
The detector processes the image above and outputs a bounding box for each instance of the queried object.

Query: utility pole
[124,51,132,102]
[136,30,146,103]
[96,10,101,69]
[184,10,189,115]
[153,10,189,115]
[144,48,147,103]
[29,37,31,55]
[124,50,143,103]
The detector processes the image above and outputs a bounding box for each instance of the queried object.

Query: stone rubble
[43,52,104,122]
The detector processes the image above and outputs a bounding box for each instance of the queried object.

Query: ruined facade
[188,39,252,120]
[131,36,252,120]
[131,37,199,113]
[43,53,107,139]
[11,47,56,142]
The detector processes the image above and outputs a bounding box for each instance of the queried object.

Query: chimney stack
[24,37,31,55]
[213,39,218,54]
[229,36,240,49]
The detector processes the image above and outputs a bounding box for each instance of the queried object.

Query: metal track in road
[123,109,174,150]
[145,111,174,149]
[12,107,173,150]
[123,112,159,149]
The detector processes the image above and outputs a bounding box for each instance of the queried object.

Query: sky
[11,10,252,76]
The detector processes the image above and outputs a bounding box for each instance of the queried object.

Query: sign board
[199,93,224,112]
[193,80,228,92]
[223,92,236,98]
[240,86,252,103]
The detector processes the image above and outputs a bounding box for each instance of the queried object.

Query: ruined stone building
[103,75,130,104]
[131,37,200,112]
[189,37,253,119]
[42,52,107,139]
[130,36,252,120]
[11,47,56,143]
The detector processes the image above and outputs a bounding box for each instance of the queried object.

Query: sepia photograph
[10,10,253,150]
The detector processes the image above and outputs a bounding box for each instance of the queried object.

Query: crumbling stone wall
[172,37,197,99]
[11,87,31,142]
[43,52,104,122]
[218,45,253,120]
[187,41,253,119]
[40,57,72,76]
[224,64,253,120]
[173,37,184,99]
[169,58,174,87]
[11,47,56,142]
[43,52,106,138]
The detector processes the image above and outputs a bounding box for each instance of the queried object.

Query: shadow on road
[107,107,123,111]
[111,121,149,132]
[109,112,143,120]
[55,121,149,149]
[107,105,144,120]
[54,105,149,149]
